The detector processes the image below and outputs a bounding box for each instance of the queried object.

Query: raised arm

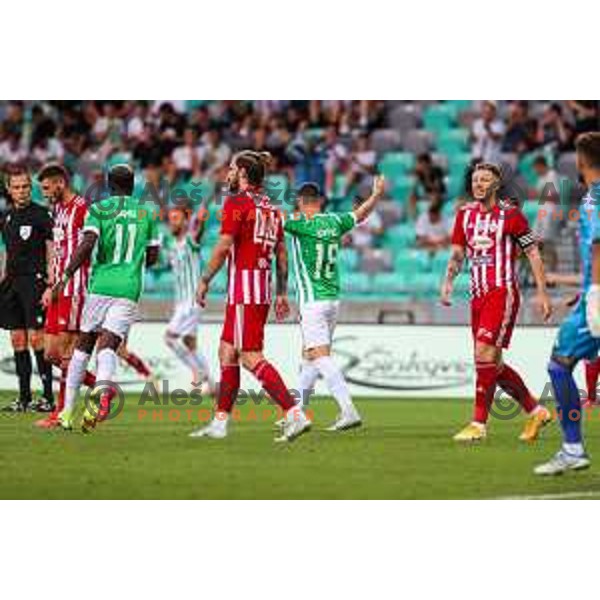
[195,233,234,307]
[353,175,385,224]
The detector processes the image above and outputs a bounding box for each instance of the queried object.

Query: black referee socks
[13,350,32,406]
[34,350,54,404]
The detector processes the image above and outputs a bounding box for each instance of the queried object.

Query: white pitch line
[493,490,600,500]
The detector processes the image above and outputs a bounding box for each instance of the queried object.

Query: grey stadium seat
[557,152,578,184]
[403,129,434,155]
[371,129,402,154]
[388,105,422,131]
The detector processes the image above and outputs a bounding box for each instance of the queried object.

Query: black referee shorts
[0,273,47,331]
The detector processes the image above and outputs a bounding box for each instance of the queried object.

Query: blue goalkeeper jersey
[579,181,600,292]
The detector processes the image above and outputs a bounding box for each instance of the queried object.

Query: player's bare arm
[353,175,385,223]
[41,240,55,309]
[196,234,234,307]
[523,244,553,322]
[440,244,465,306]
[52,231,97,300]
[275,237,290,322]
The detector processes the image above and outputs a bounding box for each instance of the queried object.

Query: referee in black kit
[0,166,54,412]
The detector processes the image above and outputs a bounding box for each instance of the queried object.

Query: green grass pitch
[1,390,600,499]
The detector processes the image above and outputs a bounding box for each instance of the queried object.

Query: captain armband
[516,230,536,251]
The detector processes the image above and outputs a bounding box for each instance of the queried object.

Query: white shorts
[167,303,201,337]
[80,294,138,339]
[300,300,340,350]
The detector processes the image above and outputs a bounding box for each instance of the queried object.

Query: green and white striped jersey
[166,233,201,308]
[284,212,357,304]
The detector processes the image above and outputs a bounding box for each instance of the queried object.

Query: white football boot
[275,407,311,442]
[189,415,228,439]
[326,409,362,432]
[533,449,591,476]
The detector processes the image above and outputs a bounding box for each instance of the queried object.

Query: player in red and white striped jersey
[441,162,553,442]
[36,164,93,427]
[193,150,311,441]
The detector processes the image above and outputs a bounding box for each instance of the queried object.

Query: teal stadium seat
[385,224,416,249]
[390,175,415,203]
[422,104,457,133]
[378,152,415,179]
[343,272,371,295]
[339,248,360,272]
[435,128,470,154]
[372,272,406,294]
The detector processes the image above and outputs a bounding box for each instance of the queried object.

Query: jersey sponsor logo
[471,234,493,251]
[317,228,338,238]
[19,225,32,240]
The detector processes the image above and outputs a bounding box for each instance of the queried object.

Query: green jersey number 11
[113,223,137,264]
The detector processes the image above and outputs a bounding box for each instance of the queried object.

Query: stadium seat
[372,272,407,294]
[385,224,416,248]
[387,104,421,132]
[343,272,372,295]
[557,152,578,184]
[402,130,434,155]
[378,152,415,179]
[445,100,473,112]
[389,175,415,203]
[360,248,393,273]
[340,248,360,272]
[434,128,470,154]
[412,272,443,294]
[422,104,457,133]
[370,129,402,154]
[445,176,465,199]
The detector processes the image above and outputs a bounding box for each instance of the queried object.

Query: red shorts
[471,287,520,349]
[221,303,270,351]
[45,293,85,335]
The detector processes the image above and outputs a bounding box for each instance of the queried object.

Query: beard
[227,172,240,193]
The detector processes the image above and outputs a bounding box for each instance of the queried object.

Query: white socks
[166,337,214,387]
[96,348,118,387]
[564,442,585,456]
[298,360,319,407]
[64,349,90,413]
[313,356,356,415]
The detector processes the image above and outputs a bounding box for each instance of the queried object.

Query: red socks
[124,351,152,378]
[585,358,600,402]
[497,363,538,414]
[83,370,96,388]
[251,360,295,412]
[473,361,498,424]
[217,365,241,413]
[215,361,297,414]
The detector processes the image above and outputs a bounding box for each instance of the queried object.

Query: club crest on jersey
[19,225,32,240]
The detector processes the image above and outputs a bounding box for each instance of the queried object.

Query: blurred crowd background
[1,100,598,323]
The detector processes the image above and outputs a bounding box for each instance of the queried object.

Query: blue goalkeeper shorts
[552,297,600,361]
